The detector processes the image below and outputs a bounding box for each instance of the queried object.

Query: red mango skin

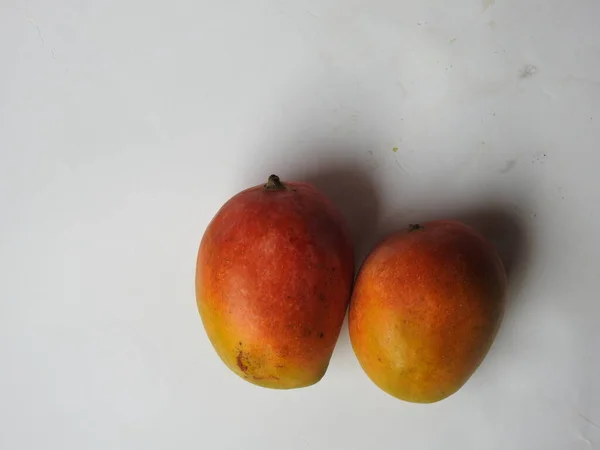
[349,220,507,403]
[196,176,354,389]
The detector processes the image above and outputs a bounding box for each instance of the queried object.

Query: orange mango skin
[349,220,506,403]
[196,180,354,389]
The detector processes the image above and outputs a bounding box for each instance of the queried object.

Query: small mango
[349,220,506,403]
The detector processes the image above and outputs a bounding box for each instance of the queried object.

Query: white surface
[1,0,600,449]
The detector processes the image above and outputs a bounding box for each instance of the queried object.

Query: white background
[1,0,600,449]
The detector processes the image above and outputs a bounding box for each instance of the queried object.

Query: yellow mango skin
[197,301,328,389]
[349,221,507,403]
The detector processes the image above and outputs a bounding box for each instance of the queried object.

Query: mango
[196,175,354,389]
[349,220,506,403]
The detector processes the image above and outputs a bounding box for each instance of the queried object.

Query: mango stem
[265,174,286,191]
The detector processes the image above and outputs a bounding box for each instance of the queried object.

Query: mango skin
[349,220,506,403]
[196,177,354,389]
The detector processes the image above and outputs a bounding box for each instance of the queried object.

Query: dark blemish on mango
[236,350,248,373]
[408,224,424,232]
[378,357,383,362]
[319,332,324,339]
[319,293,325,302]
[253,375,280,381]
